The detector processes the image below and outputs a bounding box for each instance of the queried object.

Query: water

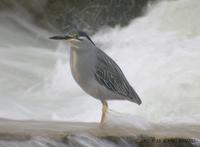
[93,0,200,124]
[0,0,200,133]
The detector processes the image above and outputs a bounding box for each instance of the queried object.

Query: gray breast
[70,48,97,93]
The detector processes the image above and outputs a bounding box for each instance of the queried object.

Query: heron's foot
[100,101,108,127]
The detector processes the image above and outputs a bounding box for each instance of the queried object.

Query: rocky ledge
[0,119,199,147]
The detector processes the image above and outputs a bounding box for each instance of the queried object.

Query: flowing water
[0,0,200,146]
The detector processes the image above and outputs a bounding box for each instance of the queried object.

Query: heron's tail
[128,87,142,105]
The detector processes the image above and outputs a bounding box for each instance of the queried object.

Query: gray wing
[94,49,142,104]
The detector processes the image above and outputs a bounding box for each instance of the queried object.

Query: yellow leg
[100,101,108,125]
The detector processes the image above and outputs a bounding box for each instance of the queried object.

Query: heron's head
[50,31,95,48]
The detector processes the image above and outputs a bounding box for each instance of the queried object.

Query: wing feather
[95,49,141,104]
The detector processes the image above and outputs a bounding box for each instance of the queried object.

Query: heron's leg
[100,101,108,125]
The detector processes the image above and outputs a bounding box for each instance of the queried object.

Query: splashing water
[0,0,200,127]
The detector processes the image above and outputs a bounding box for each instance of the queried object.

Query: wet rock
[0,0,157,33]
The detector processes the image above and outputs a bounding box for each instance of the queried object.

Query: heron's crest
[77,31,95,45]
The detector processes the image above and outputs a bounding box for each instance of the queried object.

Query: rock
[0,119,199,147]
[0,0,157,33]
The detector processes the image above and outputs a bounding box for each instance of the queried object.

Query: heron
[50,31,142,125]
